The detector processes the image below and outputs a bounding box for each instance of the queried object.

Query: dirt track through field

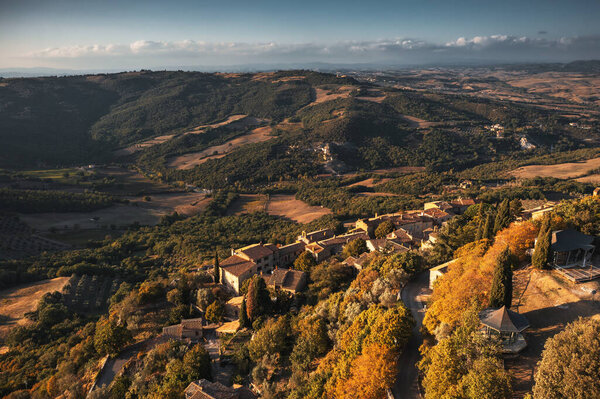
[167,126,274,170]
[0,277,70,339]
[311,86,354,105]
[511,157,600,179]
[265,194,331,223]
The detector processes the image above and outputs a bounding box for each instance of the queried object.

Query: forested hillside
[1,69,590,177]
[0,70,352,168]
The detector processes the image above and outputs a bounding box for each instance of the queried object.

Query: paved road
[392,271,430,399]
[95,350,135,389]
[94,336,165,390]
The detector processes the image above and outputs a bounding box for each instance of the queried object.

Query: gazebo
[479,306,530,354]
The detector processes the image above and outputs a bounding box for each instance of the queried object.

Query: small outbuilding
[551,229,595,269]
[479,306,530,353]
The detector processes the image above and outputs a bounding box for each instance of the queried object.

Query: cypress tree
[239,297,249,328]
[489,247,513,308]
[509,198,523,219]
[213,251,220,283]
[475,206,484,240]
[493,199,510,234]
[483,212,494,240]
[245,275,271,324]
[532,215,552,269]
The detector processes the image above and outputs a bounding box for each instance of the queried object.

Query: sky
[1,0,600,71]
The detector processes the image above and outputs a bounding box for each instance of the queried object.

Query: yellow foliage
[454,239,489,259]
[334,344,397,399]
[350,268,379,294]
[492,221,536,261]
[424,222,536,333]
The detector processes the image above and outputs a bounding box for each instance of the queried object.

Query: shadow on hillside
[506,299,600,396]
[522,299,600,355]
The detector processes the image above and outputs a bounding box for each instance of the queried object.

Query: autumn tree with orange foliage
[423,221,536,335]
[334,344,397,399]
[317,304,413,398]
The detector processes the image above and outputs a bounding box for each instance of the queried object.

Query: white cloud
[25,35,600,66]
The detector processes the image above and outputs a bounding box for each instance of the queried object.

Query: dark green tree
[489,247,513,308]
[294,251,317,272]
[375,221,395,238]
[532,215,552,269]
[493,199,510,234]
[483,212,494,240]
[475,206,485,241]
[533,318,600,399]
[213,251,220,283]
[94,319,132,356]
[246,275,271,324]
[205,300,224,323]
[342,238,368,258]
[509,198,523,219]
[239,297,249,328]
[183,344,212,381]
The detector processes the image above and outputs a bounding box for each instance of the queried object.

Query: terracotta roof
[266,268,306,292]
[185,379,239,399]
[427,201,454,211]
[306,242,326,253]
[278,241,305,255]
[238,244,275,261]
[216,320,240,334]
[269,268,289,285]
[181,318,204,330]
[302,228,335,242]
[227,296,244,306]
[386,240,411,253]
[221,255,257,277]
[423,208,451,219]
[451,198,476,206]
[343,256,358,265]
[264,243,279,252]
[388,229,413,243]
[319,236,348,247]
[479,306,530,333]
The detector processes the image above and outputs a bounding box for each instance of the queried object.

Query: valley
[1,65,600,399]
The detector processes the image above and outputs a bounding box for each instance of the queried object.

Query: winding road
[392,271,430,399]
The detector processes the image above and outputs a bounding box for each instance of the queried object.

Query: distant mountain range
[2,60,600,78]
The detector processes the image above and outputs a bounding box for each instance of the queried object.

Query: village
[110,190,598,399]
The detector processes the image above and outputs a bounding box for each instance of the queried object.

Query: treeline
[0,76,117,167]
[295,179,422,218]
[161,139,321,189]
[0,69,352,168]
[459,146,600,180]
[384,91,472,121]
[0,188,116,213]
[90,70,340,146]
[0,211,341,289]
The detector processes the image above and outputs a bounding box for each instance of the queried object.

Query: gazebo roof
[479,306,530,333]
[551,229,595,252]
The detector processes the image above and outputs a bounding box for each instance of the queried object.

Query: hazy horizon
[1,0,600,71]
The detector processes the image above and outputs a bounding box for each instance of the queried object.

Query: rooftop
[266,268,306,292]
[185,379,239,399]
[221,255,257,277]
[237,243,275,261]
[479,306,530,333]
[551,229,595,252]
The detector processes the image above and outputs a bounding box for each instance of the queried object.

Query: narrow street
[392,271,430,399]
